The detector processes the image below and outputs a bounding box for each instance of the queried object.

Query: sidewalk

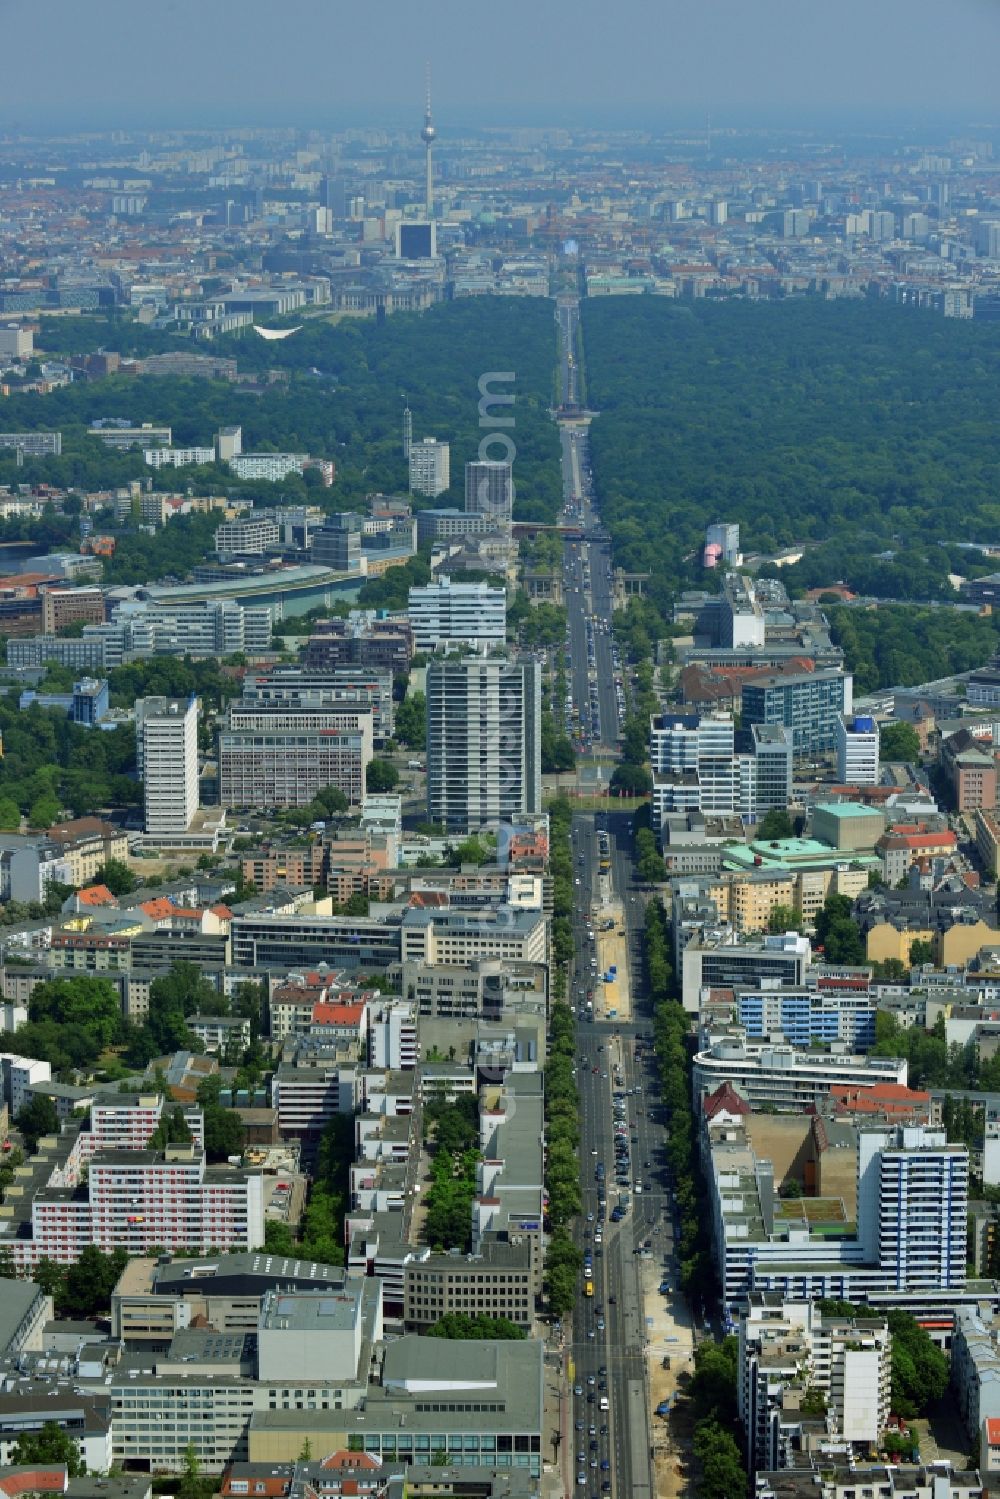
[594,899,631,1021]
[639,1246,695,1498]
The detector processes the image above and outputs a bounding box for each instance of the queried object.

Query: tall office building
[319,174,347,220]
[395,220,437,259]
[741,669,852,757]
[140,697,199,836]
[465,460,513,525]
[650,713,793,831]
[857,1126,968,1293]
[219,699,372,809]
[407,577,506,653]
[409,437,450,497]
[748,724,795,813]
[426,655,541,832]
[836,714,880,785]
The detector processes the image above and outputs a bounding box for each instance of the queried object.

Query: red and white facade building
[2,1094,263,1270]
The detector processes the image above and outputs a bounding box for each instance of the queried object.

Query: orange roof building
[76,883,117,908]
[311,1000,368,1033]
[830,1082,931,1123]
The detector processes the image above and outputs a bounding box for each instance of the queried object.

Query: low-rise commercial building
[400,907,547,967]
[246,1336,544,1481]
[402,1239,534,1330]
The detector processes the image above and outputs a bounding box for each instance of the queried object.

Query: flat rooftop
[260,1289,361,1333]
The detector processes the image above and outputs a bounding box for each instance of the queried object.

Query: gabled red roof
[140,897,176,920]
[312,1001,366,1027]
[703,1082,751,1120]
[319,1450,382,1471]
[77,883,117,907]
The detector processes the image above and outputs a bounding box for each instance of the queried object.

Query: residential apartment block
[140,696,199,837]
[426,654,541,832]
[707,1117,967,1309]
[738,1295,891,1474]
[0,1095,263,1269]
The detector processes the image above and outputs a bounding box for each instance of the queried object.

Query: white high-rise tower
[139,695,199,836]
[421,64,435,218]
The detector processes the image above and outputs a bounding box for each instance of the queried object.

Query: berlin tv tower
[420,63,436,218]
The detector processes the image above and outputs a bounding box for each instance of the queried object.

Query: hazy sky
[3,0,998,131]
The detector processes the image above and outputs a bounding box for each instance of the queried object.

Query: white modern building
[426,654,541,832]
[738,1296,891,1473]
[408,437,450,498]
[682,932,813,1013]
[721,572,765,648]
[0,1053,53,1116]
[215,516,281,555]
[229,453,307,483]
[836,713,880,785]
[465,460,513,525]
[0,325,33,359]
[140,696,200,837]
[705,521,740,567]
[407,577,507,652]
[651,712,739,814]
[143,446,214,468]
[650,713,793,827]
[692,1037,908,1112]
[367,999,419,1070]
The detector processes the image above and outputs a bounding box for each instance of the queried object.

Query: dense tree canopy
[15,1094,60,1152]
[28,976,122,1050]
[828,604,1000,693]
[0,699,137,822]
[3,299,563,523]
[582,298,1000,614]
[879,720,922,762]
